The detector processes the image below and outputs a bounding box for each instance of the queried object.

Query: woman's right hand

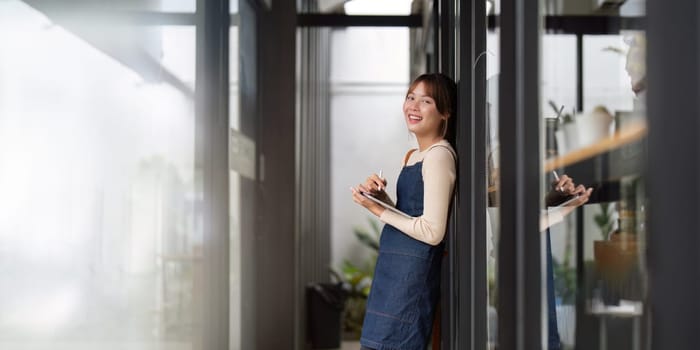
[546,174,579,207]
[358,173,387,196]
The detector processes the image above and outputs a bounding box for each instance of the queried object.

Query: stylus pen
[552,170,562,192]
[378,170,383,191]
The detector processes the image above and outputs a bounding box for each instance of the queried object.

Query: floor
[340,340,361,350]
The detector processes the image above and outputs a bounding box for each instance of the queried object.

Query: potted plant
[592,179,642,306]
[330,217,381,340]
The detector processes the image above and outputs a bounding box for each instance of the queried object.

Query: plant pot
[556,304,576,347]
[555,111,613,154]
[593,238,638,281]
[576,112,613,147]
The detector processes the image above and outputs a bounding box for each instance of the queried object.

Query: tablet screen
[361,192,413,219]
[555,195,581,207]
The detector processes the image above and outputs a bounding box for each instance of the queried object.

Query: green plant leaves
[594,202,614,239]
[333,216,383,339]
[353,217,381,251]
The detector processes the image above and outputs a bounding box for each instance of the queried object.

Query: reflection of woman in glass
[543,174,592,350]
[350,73,457,350]
[543,174,593,230]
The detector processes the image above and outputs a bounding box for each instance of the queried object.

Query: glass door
[539,2,648,349]
[486,1,500,348]
[0,2,200,349]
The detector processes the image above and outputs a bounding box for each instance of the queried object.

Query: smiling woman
[404,74,457,141]
[350,73,457,350]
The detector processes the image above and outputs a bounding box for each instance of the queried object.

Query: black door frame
[647,0,700,348]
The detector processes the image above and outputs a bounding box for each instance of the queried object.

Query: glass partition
[34,0,196,12]
[159,0,196,12]
[328,27,410,341]
[485,1,500,346]
[299,0,413,14]
[0,2,204,349]
[229,1,242,347]
[539,2,648,349]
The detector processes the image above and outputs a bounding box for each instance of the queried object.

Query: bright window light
[344,0,413,15]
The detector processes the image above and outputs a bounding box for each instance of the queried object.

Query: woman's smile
[407,114,423,124]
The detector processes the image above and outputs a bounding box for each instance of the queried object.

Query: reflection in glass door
[229,3,242,349]
[0,2,200,349]
[485,2,500,348]
[539,3,648,349]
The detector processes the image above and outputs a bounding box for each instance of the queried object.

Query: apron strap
[403,149,418,166]
[403,143,456,166]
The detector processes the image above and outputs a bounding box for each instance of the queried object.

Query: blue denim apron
[546,228,562,349]
[360,160,444,350]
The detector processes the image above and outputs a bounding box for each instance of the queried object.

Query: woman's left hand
[567,186,593,207]
[546,174,588,207]
[350,186,385,217]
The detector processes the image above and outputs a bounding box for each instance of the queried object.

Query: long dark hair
[406,73,458,143]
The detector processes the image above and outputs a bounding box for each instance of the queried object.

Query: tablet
[555,195,581,207]
[361,192,413,219]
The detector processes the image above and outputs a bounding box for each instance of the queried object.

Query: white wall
[330,27,411,268]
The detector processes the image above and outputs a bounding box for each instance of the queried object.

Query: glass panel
[41,0,196,12]
[541,34,579,349]
[486,1,499,348]
[299,0,412,14]
[583,35,637,113]
[544,0,646,16]
[540,1,648,349]
[231,0,239,14]
[0,2,199,349]
[229,23,242,350]
[542,35,577,123]
[328,27,409,340]
[343,0,412,15]
[159,0,196,13]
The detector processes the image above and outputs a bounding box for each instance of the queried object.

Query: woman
[350,73,457,350]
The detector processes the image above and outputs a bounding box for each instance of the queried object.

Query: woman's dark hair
[406,73,458,143]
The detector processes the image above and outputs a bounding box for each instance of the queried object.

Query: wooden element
[544,122,647,172]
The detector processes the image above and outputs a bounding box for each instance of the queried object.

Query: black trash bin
[307,283,348,349]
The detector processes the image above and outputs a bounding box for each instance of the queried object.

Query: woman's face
[403,82,447,138]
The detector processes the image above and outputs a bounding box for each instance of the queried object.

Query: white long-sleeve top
[379,140,457,246]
